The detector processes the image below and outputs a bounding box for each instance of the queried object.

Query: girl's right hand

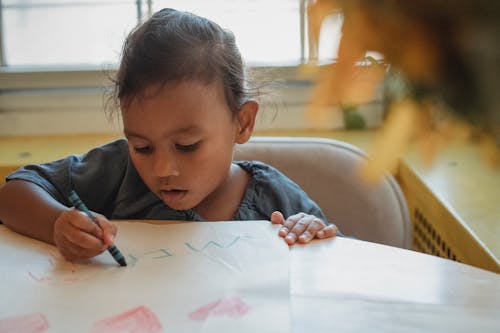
[53,208,117,260]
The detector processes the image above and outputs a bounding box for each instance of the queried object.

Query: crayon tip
[117,257,127,267]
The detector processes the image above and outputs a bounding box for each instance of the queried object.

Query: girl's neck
[193,163,249,221]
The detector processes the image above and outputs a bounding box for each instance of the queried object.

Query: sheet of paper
[0,221,290,333]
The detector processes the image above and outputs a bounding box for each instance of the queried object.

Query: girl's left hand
[270,211,338,245]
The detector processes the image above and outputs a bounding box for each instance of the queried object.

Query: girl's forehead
[121,80,234,132]
[122,80,227,111]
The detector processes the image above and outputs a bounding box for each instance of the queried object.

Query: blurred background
[0,0,499,272]
[0,0,385,135]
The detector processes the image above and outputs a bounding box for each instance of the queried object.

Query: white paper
[0,221,290,333]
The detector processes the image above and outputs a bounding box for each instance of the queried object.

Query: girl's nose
[152,150,180,178]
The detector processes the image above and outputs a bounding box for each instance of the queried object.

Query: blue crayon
[67,190,127,267]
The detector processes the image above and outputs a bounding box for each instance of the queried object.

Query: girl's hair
[107,8,257,119]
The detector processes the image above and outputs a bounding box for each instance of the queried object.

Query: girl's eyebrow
[124,126,202,140]
[172,125,202,135]
[123,130,146,139]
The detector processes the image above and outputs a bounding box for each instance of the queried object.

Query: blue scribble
[185,236,241,252]
[127,254,138,267]
[144,249,173,259]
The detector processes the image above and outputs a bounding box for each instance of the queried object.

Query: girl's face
[122,80,255,212]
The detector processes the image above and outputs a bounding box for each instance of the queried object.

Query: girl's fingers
[279,214,336,245]
[54,209,110,259]
[279,212,305,237]
[282,212,306,230]
[95,215,116,246]
[71,242,106,259]
[58,235,107,260]
[66,210,116,247]
[297,218,325,244]
[285,214,316,245]
[270,211,285,225]
[66,209,103,239]
[316,224,338,239]
[278,212,303,238]
[63,227,106,250]
[271,211,291,237]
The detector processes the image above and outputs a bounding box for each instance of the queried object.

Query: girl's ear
[235,101,259,144]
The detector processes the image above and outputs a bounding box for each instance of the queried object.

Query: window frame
[0,0,310,88]
[0,1,384,136]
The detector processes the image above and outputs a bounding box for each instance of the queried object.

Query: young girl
[0,8,338,261]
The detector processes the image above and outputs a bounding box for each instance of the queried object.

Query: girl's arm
[0,180,115,260]
[0,180,65,244]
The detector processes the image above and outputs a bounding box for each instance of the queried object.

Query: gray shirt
[6,139,328,223]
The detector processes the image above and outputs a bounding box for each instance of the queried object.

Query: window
[1,0,138,67]
[1,0,330,68]
[151,0,303,65]
[0,1,358,135]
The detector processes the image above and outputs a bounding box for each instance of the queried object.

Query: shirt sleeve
[237,161,329,223]
[6,139,130,217]
[247,162,345,235]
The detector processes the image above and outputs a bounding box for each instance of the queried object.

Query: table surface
[133,220,500,332]
[0,130,499,260]
[292,235,500,332]
[0,216,498,331]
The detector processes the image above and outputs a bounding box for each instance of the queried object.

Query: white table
[127,220,499,331]
[290,236,499,332]
[1,220,498,332]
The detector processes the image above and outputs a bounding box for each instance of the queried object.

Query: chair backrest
[234,136,412,249]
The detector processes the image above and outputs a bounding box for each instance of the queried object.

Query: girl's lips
[159,189,187,206]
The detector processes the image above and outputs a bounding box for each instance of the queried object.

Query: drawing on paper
[126,253,138,267]
[0,312,49,333]
[189,296,250,321]
[0,221,290,333]
[144,248,173,259]
[27,249,103,285]
[91,306,162,333]
[185,236,242,252]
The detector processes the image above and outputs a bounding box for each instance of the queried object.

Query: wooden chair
[234,136,412,249]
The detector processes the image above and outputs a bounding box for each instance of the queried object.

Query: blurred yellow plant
[305,0,500,182]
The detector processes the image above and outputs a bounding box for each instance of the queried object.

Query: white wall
[0,68,385,135]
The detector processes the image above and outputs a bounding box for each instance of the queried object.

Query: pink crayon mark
[27,252,101,285]
[91,306,162,333]
[28,271,53,283]
[189,296,250,321]
[0,313,49,333]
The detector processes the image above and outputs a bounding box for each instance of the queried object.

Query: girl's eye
[134,146,153,154]
[176,142,200,152]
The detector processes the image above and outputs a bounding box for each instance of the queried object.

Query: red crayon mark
[28,271,53,283]
[189,296,250,321]
[27,251,100,285]
[0,313,49,333]
[91,306,162,333]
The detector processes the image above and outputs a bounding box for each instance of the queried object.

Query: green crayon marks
[185,236,241,252]
[144,249,173,260]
